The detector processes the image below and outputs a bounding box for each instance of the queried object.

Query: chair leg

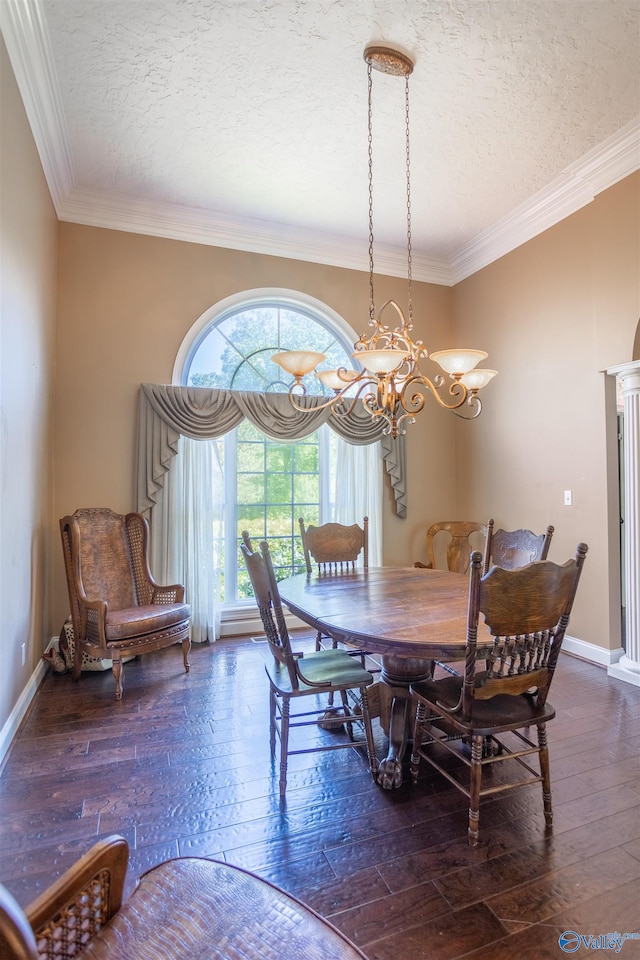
[314,630,338,706]
[409,701,426,781]
[269,687,277,757]
[538,723,553,827]
[111,655,123,701]
[182,635,191,674]
[468,735,483,846]
[360,686,378,780]
[340,689,354,740]
[279,696,290,797]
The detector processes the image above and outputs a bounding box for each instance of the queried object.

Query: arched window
[174,290,374,605]
[183,295,355,395]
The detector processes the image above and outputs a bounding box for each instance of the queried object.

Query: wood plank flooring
[2,636,640,959]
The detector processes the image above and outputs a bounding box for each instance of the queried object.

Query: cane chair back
[410,544,588,845]
[299,517,368,574]
[483,519,554,575]
[240,535,378,796]
[415,520,487,574]
[0,835,368,960]
[60,508,191,699]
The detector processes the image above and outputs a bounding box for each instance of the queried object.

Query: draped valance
[137,384,407,518]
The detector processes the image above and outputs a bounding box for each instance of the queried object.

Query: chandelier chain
[367,60,375,324]
[405,74,413,326]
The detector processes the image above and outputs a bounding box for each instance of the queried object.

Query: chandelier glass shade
[272,44,497,438]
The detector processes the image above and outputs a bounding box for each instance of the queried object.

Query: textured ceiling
[2,0,639,282]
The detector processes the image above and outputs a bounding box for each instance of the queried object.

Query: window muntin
[185,301,354,395]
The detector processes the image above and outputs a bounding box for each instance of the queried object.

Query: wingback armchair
[59,508,191,700]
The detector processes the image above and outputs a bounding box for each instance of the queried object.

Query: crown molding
[0,0,75,205]
[450,116,640,283]
[58,187,455,284]
[2,0,638,287]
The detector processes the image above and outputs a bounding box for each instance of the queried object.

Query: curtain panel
[137,384,407,518]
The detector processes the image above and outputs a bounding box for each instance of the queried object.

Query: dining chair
[299,517,368,653]
[409,543,588,846]
[60,507,191,700]
[299,517,368,574]
[0,835,367,960]
[414,520,487,574]
[483,519,554,575]
[240,535,377,797]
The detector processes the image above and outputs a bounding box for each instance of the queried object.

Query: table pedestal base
[375,655,433,789]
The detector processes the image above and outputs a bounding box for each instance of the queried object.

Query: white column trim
[606,360,640,686]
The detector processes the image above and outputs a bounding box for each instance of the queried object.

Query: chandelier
[272,44,497,439]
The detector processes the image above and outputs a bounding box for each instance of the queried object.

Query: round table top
[278,566,477,660]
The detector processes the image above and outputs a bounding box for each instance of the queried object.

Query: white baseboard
[220,610,307,637]
[562,634,623,667]
[0,638,54,769]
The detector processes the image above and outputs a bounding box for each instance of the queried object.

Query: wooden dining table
[278,565,485,789]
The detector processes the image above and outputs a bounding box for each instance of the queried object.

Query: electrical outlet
[564,490,573,506]
[21,642,26,666]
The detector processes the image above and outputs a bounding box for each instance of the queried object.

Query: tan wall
[53,224,456,628]
[452,172,640,653]
[0,37,57,734]
[3,24,638,739]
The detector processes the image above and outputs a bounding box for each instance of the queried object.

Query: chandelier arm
[285,374,380,418]
[451,393,483,419]
[402,374,470,411]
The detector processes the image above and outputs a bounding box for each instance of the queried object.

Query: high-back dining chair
[414,520,487,574]
[299,517,368,653]
[60,508,191,700]
[483,519,554,575]
[299,517,369,575]
[240,535,377,797]
[409,543,588,846]
[0,835,367,960]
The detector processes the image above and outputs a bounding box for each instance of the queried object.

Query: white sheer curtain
[149,436,223,643]
[332,434,383,566]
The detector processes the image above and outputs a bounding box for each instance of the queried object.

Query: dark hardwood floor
[2,636,640,959]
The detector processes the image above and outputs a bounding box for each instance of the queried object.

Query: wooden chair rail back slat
[299,518,368,574]
[483,519,554,576]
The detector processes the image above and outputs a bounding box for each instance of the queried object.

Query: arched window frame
[173,288,367,604]
[173,287,362,388]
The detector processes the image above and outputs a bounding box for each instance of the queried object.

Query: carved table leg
[375,656,433,789]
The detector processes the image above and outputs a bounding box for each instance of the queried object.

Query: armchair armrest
[26,835,128,957]
[81,598,110,648]
[151,582,185,603]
